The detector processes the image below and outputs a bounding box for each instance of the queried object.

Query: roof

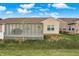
[0,18,47,24]
[59,18,79,23]
[1,18,78,24]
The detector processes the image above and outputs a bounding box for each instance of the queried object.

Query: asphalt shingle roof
[0,18,47,23]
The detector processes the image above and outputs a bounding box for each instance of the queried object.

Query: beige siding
[68,25,77,34]
[59,20,79,34]
[76,21,79,34]
[41,18,59,34]
[59,20,68,32]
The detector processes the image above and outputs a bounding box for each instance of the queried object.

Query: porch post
[2,24,5,40]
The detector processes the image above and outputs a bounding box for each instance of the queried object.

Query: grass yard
[0,34,79,56]
[0,49,79,56]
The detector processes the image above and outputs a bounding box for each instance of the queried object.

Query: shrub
[44,34,63,41]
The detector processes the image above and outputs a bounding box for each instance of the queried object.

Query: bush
[60,31,69,34]
[44,34,63,41]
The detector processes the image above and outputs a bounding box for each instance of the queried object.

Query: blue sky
[0,3,79,18]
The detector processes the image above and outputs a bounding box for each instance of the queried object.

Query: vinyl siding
[42,18,59,34]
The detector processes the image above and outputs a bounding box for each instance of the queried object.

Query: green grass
[60,34,79,41]
[0,49,79,56]
[0,34,79,56]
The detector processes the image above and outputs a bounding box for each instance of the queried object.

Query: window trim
[47,25,54,31]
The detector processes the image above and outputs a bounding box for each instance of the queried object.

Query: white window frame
[47,25,54,31]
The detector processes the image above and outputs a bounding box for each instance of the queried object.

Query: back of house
[0,17,59,40]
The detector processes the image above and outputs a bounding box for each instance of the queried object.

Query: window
[69,26,71,31]
[69,26,75,31]
[47,25,54,31]
[72,28,75,30]
[69,28,71,30]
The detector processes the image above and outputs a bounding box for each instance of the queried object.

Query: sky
[0,3,79,18]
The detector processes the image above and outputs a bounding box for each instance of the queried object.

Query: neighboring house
[59,18,79,34]
[59,19,68,33]
[75,20,79,34]
[0,17,59,40]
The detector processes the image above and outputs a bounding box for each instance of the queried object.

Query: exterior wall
[59,20,68,32]
[59,20,78,34]
[75,21,79,34]
[67,25,77,34]
[0,24,5,39]
[42,18,59,34]
[4,23,43,40]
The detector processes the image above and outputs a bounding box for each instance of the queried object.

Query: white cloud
[6,11,13,14]
[31,15,39,18]
[0,6,6,11]
[20,4,35,9]
[17,4,34,14]
[39,8,49,11]
[38,12,59,18]
[30,12,59,18]
[34,7,42,9]
[52,3,76,9]
[49,12,59,18]
[39,12,44,15]
[48,4,51,7]
[17,8,31,14]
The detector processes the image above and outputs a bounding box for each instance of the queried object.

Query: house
[59,18,79,34]
[59,19,68,33]
[0,17,59,40]
[75,20,79,34]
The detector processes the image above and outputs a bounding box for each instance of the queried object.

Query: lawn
[0,34,79,56]
[0,49,79,56]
